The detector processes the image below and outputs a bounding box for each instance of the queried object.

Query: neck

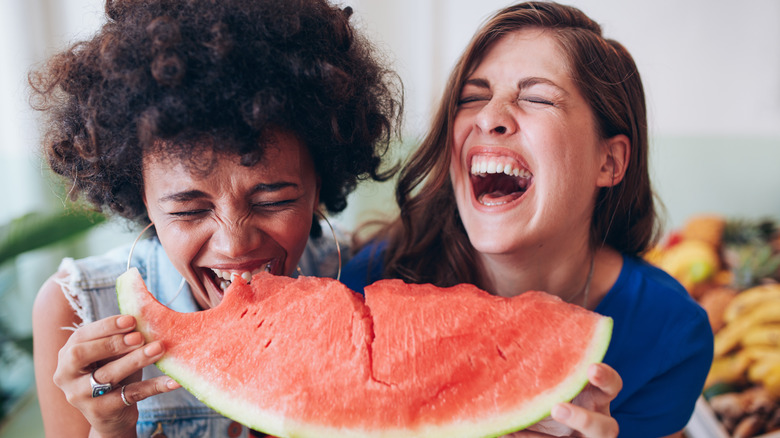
[477,241,595,304]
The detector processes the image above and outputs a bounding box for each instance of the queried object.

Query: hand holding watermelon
[510,363,621,437]
[49,313,179,437]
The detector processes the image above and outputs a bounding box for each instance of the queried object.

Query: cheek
[449,120,470,182]
[451,116,469,156]
[271,209,314,249]
[155,223,207,265]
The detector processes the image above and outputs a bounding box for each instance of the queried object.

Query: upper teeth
[212,264,272,290]
[470,157,531,178]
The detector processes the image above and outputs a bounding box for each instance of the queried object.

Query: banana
[714,301,780,357]
[706,353,751,389]
[747,351,780,382]
[723,284,780,323]
[760,363,780,398]
[742,324,780,347]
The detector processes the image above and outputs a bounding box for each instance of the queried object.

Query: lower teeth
[477,194,510,206]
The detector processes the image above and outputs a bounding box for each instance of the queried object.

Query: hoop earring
[125,222,187,307]
[126,222,154,271]
[315,210,342,281]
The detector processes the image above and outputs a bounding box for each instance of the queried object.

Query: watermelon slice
[117,268,612,438]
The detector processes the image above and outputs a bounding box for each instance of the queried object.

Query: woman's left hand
[503,363,622,437]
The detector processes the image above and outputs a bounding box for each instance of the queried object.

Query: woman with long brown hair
[343,2,712,436]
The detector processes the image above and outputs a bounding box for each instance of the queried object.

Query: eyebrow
[159,182,298,203]
[462,76,568,95]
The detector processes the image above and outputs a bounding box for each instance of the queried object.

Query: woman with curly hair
[342,2,711,436]
[30,0,400,436]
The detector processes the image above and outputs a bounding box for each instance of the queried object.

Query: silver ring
[90,369,113,398]
[120,385,133,406]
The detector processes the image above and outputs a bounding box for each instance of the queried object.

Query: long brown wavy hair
[378,1,659,287]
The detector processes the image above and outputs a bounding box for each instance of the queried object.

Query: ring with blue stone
[90,369,113,398]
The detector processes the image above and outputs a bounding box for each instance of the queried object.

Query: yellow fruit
[747,353,780,383]
[723,284,780,323]
[706,354,751,389]
[761,363,780,398]
[658,239,720,289]
[714,302,780,357]
[742,324,780,347]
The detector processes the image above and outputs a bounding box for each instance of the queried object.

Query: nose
[211,218,263,259]
[475,99,518,136]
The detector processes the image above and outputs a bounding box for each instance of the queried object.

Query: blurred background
[1,0,778,436]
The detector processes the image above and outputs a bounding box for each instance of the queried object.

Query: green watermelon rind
[117,268,613,438]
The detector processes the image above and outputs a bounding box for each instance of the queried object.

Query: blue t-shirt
[341,242,714,437]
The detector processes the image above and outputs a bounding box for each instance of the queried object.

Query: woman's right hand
[52,314,180,437]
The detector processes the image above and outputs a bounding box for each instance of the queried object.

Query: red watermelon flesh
[116,268,612,438]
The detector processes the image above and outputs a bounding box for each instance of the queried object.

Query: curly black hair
[29,0,402,235]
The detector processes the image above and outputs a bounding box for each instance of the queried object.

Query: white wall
[341,0,780,231]
[3,0,780,232]
[1,0,106,224]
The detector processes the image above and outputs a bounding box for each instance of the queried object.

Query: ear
[596,134,630,188]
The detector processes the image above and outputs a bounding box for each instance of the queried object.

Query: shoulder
[600,255,713,433]
[48,239,161,324]
[34,271,79,329]
[341,240,387,293]
[601,254,712,352]
[601,254,708,320]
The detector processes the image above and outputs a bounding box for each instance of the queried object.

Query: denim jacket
[58,226,346,438]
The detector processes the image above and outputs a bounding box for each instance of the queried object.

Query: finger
[60,330,146,374]
[91,341,166,389]
[551,403,619,438]
[67,315,137,343]
[586,363,623,403]
[120,376,181,406]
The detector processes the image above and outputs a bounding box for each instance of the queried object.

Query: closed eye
[170,209,209,217]
[252,199,296,209]
[457,95,490,107]
[521,96,555,106]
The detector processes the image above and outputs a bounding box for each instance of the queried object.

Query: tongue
[478,190,524,206]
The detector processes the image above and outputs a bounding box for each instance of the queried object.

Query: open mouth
[208,263,274,292]
[470,155,532,206]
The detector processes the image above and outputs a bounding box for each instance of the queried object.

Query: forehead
[144,131,310,169]
[470,28,570,79]
[142,131,315,186]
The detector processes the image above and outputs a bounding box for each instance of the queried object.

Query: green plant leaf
[0,209,106,266]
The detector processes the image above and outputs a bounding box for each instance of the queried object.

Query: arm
[33,272,92,437]
[33,271,179,438]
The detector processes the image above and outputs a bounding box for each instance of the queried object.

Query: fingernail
[124,332,143,346]
[552,404,571,420]
[144,342,163,356]
[117,315,135,329]
[166,379,181,389]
